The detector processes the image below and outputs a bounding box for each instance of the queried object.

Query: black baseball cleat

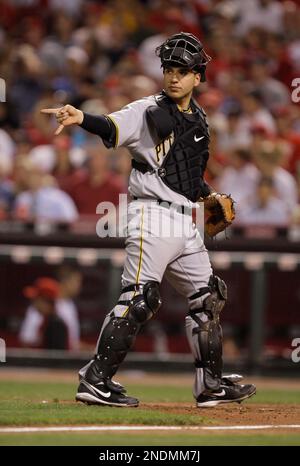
[196,382,256,408]
[75,379,139,407]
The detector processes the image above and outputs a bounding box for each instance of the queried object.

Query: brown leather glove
[202,193,235,237]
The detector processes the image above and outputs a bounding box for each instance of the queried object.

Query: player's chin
[166,88,183,99]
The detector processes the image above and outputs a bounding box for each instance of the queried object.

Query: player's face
[163,66,200,102]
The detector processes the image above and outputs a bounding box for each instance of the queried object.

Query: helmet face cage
[156,32,211,81]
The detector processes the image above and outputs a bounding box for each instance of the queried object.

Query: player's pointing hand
[40,104,84,135]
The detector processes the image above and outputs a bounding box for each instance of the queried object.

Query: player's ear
[194,73,200,87]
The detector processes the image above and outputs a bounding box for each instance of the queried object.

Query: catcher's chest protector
[155,92,210,202]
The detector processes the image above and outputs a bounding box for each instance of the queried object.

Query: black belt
[132,196,193,216]
[132,159,167,178]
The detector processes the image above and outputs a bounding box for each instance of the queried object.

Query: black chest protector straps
[132,92,211,202]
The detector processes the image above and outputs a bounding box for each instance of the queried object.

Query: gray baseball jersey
[108,95,196,208]
[105,95,211,311]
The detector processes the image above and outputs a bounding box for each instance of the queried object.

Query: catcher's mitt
[202,192,235,237]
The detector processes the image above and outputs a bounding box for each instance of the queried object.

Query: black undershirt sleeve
[79,112,117,148]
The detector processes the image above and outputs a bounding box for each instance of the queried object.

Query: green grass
[247,389,300,405]
[0,378,299,446]
[0,401,210,427]
[0,381,192,403]
[1,380,300,406]
[0,381,210,427]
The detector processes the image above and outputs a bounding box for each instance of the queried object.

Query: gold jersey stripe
[136,206,145,283]
[122,206,145,318]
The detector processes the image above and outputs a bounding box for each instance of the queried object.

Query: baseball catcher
[42,32,256,408]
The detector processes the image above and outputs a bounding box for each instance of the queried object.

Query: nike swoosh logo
[214,389,226,397]
[93,388,111,398]
[83,380,111,398]
[194,135,205,142]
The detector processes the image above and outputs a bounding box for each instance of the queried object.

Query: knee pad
[202,275,227,318]
[128,281,162,324]
[189,274,227,315]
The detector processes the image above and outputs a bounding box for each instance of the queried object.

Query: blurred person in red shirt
[51,134,77,190]
[273,106,300,175]
[264,33,295,88]
[66,141,126,215]
[19,277,68,350]
[110,147,132,187]
[205,126,228,183]
[250,122,274,154]
[56,265,82,351]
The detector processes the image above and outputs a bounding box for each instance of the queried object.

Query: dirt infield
[141,402,300,426]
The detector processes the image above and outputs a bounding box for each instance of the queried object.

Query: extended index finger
[54,124,65,136]
[40,108,62,114]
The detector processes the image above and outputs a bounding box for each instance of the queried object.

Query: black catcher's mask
[155,32,211,82]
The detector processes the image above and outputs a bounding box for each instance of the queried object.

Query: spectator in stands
[56,265,82,351]
[197,88,227,138]
[217,107,252,153]
[66,141,126,215]
[264,33,295,88]
[13,161,78,223]
[9,44,46,118]
[234,0,284,36]
[205,126,227,183]
[240,90,276,136]
[249,58,290,111]
[19,277,68,350]
[123,75,158,102]
[250,122,273,157]
[51,135,77,190]
[217,147,259,208]
[111,147,132,187]
[254,140,299,214]
[273,106,300,175]
[238,176,290,226]
[0,128,15,171]
[283,0,300,42]
[0,158,14,220]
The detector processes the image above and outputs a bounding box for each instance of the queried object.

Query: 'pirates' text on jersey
[107,92,210,206]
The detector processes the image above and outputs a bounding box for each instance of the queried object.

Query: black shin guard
[187,275,227,392]
[190,312,223,390]
[85,281,161,384]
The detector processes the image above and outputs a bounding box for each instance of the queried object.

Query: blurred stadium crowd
[0,0,300,229]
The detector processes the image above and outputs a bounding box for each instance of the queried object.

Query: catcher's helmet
[155,32,211,82]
